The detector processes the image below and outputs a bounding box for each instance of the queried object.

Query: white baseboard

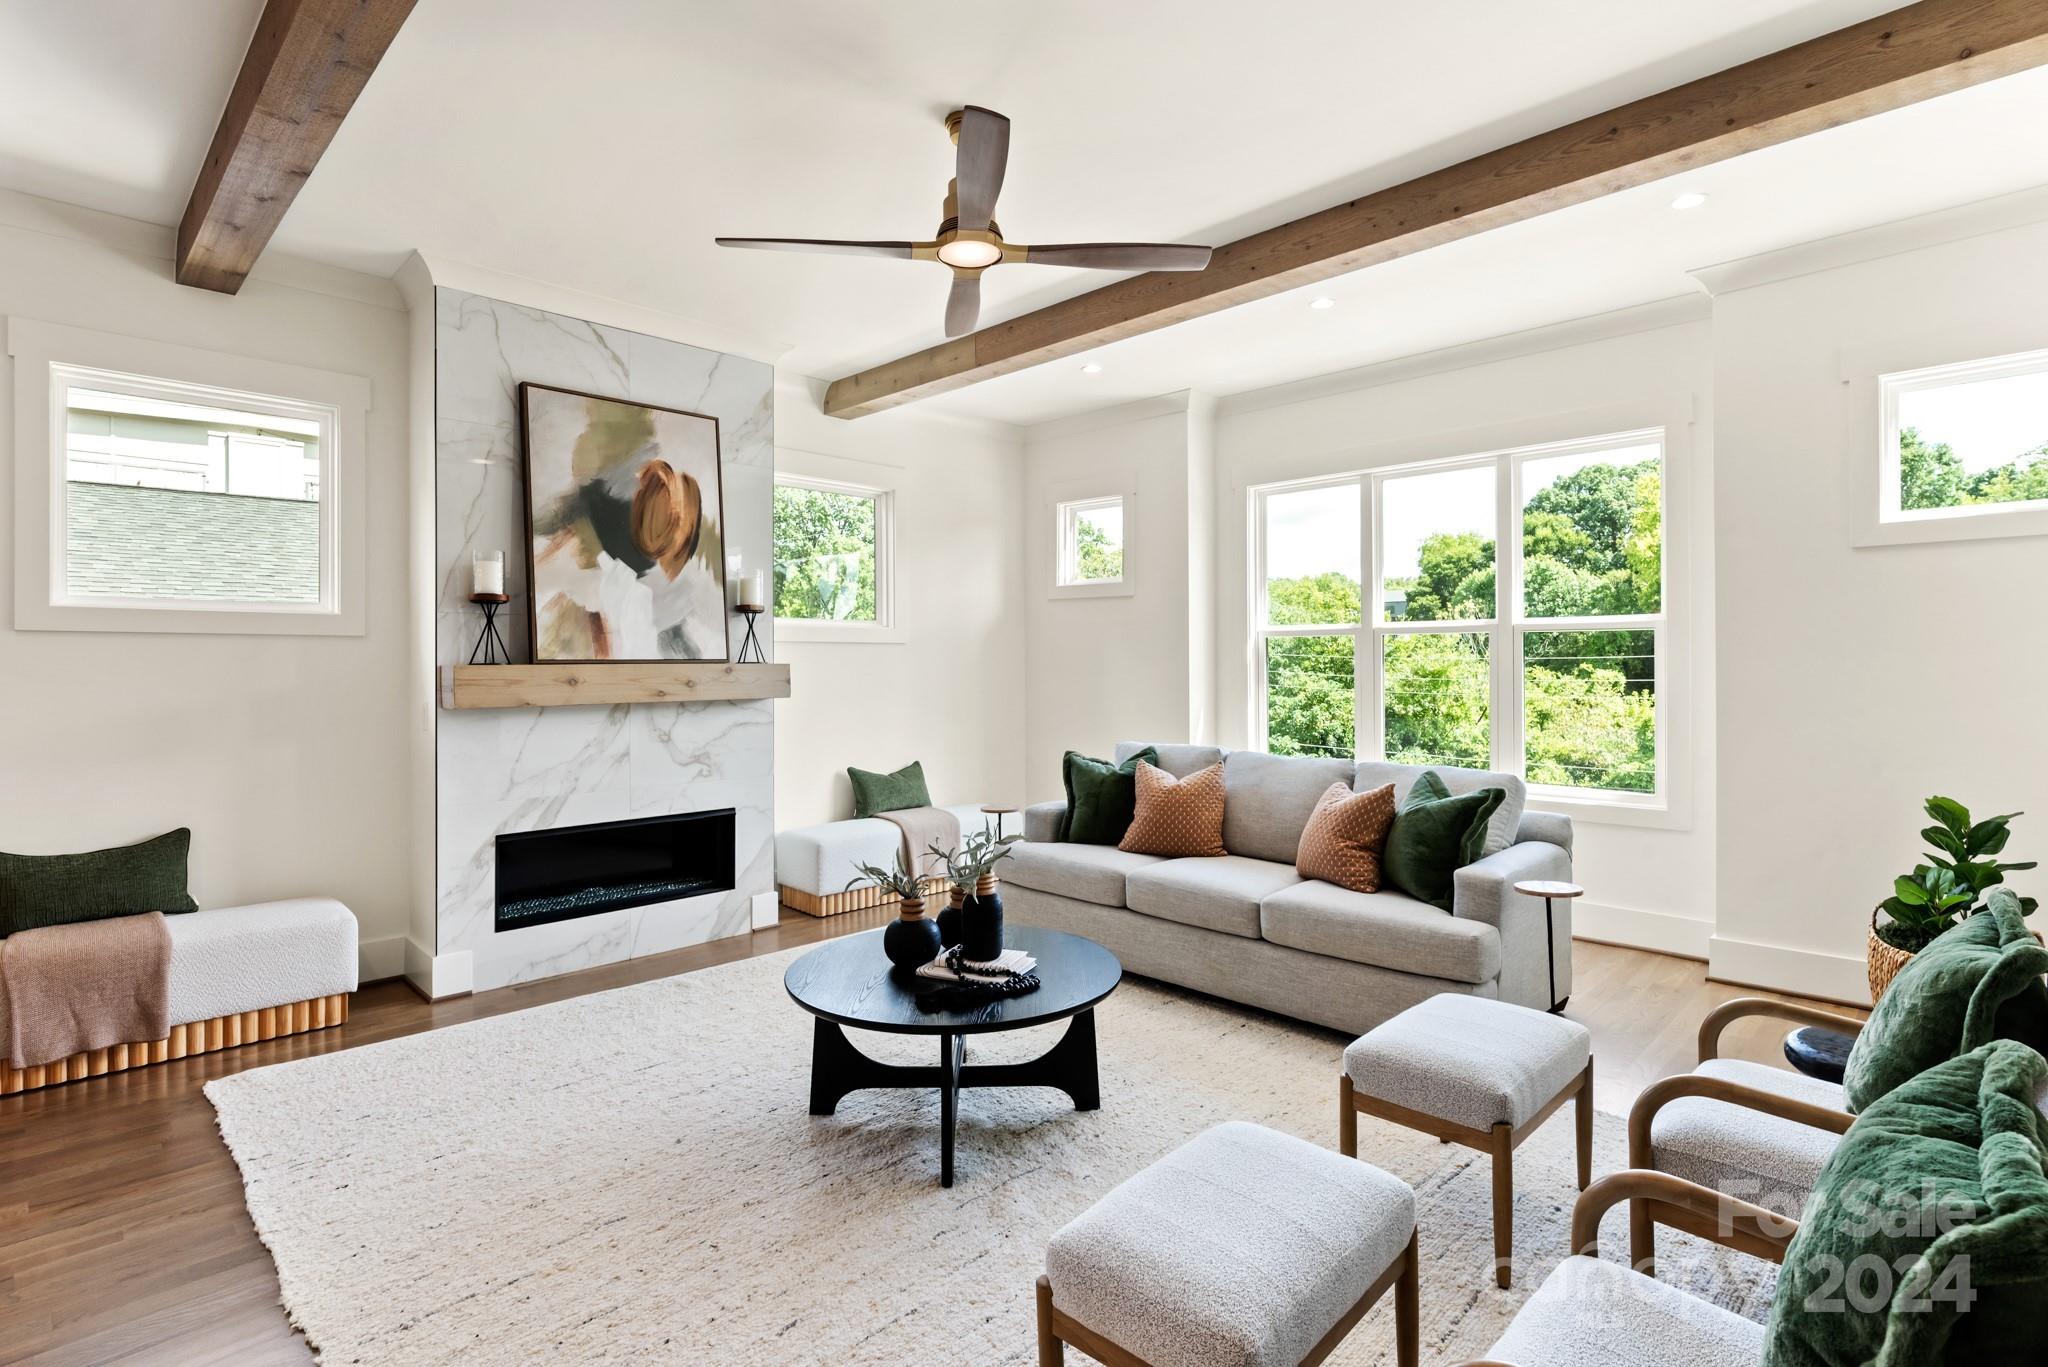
[403,942,474,1000]
[1707,934,1871,1007]
[750,890,779,930]
[358,936,408,983]
[1572,900,1712,960]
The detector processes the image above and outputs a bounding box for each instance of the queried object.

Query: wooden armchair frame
[1626,997,1863,1271]
[1450,1170,1797,1367]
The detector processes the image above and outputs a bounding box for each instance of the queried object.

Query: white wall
[0,193,413,979]
[1209,307,1719,955]
[1708,215,2048,1003]
[1020,394,1214,800]
[773,374,1028,829]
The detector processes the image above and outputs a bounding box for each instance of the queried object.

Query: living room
[4,2,2048,1364]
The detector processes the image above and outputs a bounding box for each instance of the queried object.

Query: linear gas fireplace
[494,809,736,932]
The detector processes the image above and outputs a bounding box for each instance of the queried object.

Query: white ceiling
[3,0,2046,428]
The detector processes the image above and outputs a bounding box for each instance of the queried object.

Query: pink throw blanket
[0,912,172,1069]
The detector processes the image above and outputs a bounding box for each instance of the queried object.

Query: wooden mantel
[439,663,790,710]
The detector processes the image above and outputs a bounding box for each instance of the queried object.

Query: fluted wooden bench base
[780,877,949,918]
[1,992,350,1096]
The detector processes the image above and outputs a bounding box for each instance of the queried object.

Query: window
[10,318,365,636]
[1254,429,1667,805]
[772,475,892,631]
[1055,495,1129,594]
[1882,349,2048,522]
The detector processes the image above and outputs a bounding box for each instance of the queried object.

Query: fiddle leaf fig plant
[1876,796,2037,953]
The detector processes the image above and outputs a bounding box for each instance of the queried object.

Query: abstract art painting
[518,383,728,662]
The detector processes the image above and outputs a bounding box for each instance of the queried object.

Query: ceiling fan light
[936,238,1003,269]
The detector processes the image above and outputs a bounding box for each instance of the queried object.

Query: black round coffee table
[784,925,1122,1187]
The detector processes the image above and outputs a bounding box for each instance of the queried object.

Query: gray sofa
[1006,743,1573,1036]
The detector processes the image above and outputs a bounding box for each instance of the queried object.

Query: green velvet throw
[847,761,932,819]
[1057,748,1158,845]
[0,828,198,939]
[1843,890,2048,1114]
[1765,1039,2048,1366]
[1381,771,1505,911]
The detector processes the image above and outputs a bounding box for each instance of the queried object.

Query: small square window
[1054,495,1129,595]
[1880,349,2048,528]
[772,475,897,639]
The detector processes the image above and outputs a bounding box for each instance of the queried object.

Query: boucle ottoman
[1036,1121,1418,1366]
[1340,993,1591,1288]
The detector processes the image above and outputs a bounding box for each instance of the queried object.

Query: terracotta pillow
[1118,761,1226,857]
[1295,782,1397,893]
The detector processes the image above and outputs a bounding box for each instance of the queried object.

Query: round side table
[980,804,1020,840]
[1783,1026,1855,1084]
[1512,879,1583,1014]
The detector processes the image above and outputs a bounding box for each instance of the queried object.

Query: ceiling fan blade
[1021,242,1213,271]
[944,274,981,337]
[714,237,917,259]
[953,106,1010,231]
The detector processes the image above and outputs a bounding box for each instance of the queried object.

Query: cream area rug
[207,946,1773,1365]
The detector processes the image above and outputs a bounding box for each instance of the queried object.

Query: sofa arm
[1514,809,1572,855]
[1023,801,1067,843]
[1453,840,1573,1011]
[1451,840,1572,927]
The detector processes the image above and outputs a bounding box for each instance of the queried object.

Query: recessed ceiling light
[1080,362,1103,375]
[1309,296,1337,310]
[1669,191,1709,211]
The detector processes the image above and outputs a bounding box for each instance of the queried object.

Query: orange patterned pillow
[1118,761,1227,857]
[1295,782,1396,892]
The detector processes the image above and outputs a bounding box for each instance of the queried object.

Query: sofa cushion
[1004,841,1165,908]
[1260,880,1501,984]
[1382,772,1505,912]
[1126,855,1304,939]
[1221,750,1355,864]
[1843,889,2048,1114]
[1120,761,1226,858]
[1060,748,1158,844]
[1649,1058,1844,1212]
[1114,741,1226,779]
[1354,760,1526,858]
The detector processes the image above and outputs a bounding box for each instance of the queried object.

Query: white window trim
[772,471,903,644]
[1250,425,1684,824]
[9,317,369,636]
[1051,492,1134,598]
[1848,344,2048,547]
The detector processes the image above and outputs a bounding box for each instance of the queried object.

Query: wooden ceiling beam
[176,0,418,294]
[825,0,2048,418]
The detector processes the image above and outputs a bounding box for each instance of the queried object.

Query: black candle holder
[469,592,512,665]
[736,606,768,663]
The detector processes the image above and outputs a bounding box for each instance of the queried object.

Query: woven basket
[1867,905,1918,1004]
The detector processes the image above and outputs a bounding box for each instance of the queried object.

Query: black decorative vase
[936,888,966,949]
[883,899,943,970]
[961,876,1005,961]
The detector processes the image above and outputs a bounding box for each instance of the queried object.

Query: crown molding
[1689,182,2048,297]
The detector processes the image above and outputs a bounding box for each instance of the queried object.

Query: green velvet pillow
[848,761,931,819]
[1058,748,1158,845]
[1843,889,2048,1114]
[1764,1039,2048,1367]
[1382,771,1505,911]
[0,828,198,938]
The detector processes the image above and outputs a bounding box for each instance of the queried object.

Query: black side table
[1783,1026,1856,1084]
[1513,879,1582,1013]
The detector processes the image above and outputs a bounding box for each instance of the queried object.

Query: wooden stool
[1341,994,1592,1289]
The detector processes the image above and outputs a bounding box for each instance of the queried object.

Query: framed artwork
[518,382,729,662]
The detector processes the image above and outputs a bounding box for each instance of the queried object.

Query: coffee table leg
[1047,1008,1099,1110]
[809,1017,899,1115]
[939,1031,962,1188]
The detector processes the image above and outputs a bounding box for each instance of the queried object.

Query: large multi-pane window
[1254,430,1666,800]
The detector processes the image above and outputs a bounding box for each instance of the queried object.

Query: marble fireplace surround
[432,287,776,996]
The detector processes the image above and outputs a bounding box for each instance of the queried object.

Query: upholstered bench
[0,897,358,1095]
[1037,1121,1419,1366]
[774,805,1002,916]
[1341,994,1591,1288]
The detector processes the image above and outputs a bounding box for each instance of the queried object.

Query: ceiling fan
[716,106,1213,338]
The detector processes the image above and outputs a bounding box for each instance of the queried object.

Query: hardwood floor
[0,915,1860,1365]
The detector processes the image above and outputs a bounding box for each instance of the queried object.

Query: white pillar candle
[473,550,505,596]
[739,569,768,612]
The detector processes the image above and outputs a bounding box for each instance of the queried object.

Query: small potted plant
[847,851,942,971]
[1871,796,2037,1000]
[943,821,1020,962]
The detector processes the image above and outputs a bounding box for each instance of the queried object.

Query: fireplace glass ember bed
[494,809,736,932]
